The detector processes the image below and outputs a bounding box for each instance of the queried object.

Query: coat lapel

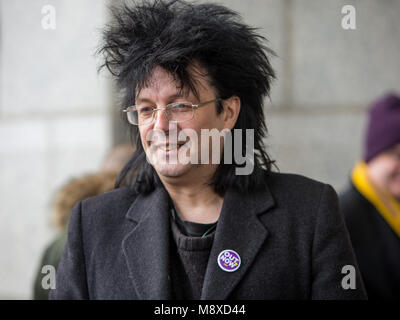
[122,186,172,299]
[201,185,275,300]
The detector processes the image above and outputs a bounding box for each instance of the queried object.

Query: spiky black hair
[97,0,277,195]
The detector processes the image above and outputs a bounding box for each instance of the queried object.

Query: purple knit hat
[364,92,400,163]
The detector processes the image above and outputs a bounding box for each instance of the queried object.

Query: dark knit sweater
[169,216,216,299]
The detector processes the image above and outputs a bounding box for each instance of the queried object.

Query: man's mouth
[154,141,189,152]
[159,144,180,151]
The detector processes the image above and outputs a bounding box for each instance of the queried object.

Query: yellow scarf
[351,161,400,238]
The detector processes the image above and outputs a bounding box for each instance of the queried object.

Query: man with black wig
[50,0,366,300]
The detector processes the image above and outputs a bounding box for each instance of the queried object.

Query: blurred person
[340,92,400,299]
[50,0,366,300]
[32,144,134,300]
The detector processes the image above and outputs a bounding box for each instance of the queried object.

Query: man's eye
[170,104,192,112]
[138,106,154,114]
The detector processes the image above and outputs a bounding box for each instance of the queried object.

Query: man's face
[136,65,229,181]
[368,143,400,201]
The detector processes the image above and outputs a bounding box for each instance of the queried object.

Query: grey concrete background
[0,0,399,299]
[0,0,112,299]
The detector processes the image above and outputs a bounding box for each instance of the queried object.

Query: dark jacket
[339,182,400,299]
[50,172,367,300]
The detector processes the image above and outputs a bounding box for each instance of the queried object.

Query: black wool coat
[50,172,367,300]
[339,182,400,300]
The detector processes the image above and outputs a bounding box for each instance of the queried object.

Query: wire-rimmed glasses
[122,99,220,126]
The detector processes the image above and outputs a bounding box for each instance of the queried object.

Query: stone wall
[0,0,111,298]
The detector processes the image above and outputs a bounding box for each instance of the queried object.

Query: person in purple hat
[339,92,400,300]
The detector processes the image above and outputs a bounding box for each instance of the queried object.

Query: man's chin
[153,164,191,178]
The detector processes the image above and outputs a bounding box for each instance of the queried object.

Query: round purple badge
[217,249,241,272]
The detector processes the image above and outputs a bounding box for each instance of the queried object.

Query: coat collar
[122,181,275,300]
[201,186,274,299]
[122,186,172,299]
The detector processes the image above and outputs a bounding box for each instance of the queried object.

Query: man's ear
[222,95,241,130]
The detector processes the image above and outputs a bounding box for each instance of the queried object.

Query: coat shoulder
[267,171,326,187]
[266,171,333,202]
[262,171,339,228]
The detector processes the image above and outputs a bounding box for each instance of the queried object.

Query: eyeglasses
[123,99,220,126]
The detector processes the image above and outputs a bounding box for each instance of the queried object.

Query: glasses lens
[126,106,155,125]
[126,109,139,125]
[137,106,155,125]
[167,103,194,122]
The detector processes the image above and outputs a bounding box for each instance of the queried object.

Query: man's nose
[153,108,170,132]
